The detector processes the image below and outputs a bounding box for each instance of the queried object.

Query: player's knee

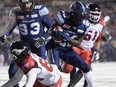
[81,63,90,73]
[62,63,74,73]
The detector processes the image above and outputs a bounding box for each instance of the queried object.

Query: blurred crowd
[0,0,116,65]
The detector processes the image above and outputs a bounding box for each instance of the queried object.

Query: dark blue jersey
[55,10,90,35]
[5,5,52,44]
[47,11,91,72]
[54,10,90,47]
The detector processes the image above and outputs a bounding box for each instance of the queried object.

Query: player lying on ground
[1,40,62,87]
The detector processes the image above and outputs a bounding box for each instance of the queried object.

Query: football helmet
[70,1,87,25]
[10,40,31,64]
[18,0,34,13]
[87,3,101,23]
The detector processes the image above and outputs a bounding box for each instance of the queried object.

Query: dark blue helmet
[70,1,87,24]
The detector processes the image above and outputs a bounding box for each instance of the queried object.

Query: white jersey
[80,19,104,50]
[20,53,61,86]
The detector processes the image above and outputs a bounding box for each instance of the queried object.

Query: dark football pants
[8,62,19,87]
[29,44,47,59]
[52,47,90,73]
[60,48,90,73]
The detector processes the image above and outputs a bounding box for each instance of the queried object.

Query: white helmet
[87,3,101,23]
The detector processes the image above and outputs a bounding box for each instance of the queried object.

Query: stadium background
[0,0,116,65]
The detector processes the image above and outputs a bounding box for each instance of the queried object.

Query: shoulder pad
[34,5,49,17]
[55,10,67,25]
[77,19,90,34]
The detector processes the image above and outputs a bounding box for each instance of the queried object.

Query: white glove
[34,37,45,48]
[0,35,6,43]
[94,51,100,60]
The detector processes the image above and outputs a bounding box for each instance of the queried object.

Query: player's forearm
[69,38,81,47]
[69,36,83,47]
[94,40,101,51]
[1,69,23,87]
[3,17,17,36]
[25,68,40,87]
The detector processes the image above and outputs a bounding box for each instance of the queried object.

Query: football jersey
[10,5,51,44]
[80,19,105,50]
[54,10,90,47]
[19,53,61,85]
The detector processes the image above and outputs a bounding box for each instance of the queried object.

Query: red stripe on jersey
[20,56,36,74]
[99,19,105,27]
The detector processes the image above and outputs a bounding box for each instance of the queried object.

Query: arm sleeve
[39,5,52,29]
[1,69,23,87]
[41,15,52,39]
[25,68,41,87]
[36,5,52,39]
[42,15,52,30]
[54,10,66,25]
[3,8,17,36]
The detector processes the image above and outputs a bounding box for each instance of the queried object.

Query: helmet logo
[95,7,99,11]
[22,0,30,2]
[12,46,27,55]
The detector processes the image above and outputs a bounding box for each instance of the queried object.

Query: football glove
[0,35,6,43]
[52,30,70,40]
[35,37,45,48]
[52,30,62,37]
[61,32,70,40]
[94,50,100,60]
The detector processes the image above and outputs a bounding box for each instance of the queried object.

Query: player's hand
[0,35,6,43]
[35,37,45,48]
[52,30,70,40]
[52,30,62,37]
[61,32,70,40]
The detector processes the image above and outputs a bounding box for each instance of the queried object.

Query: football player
[1,40,62,87]
[47,1,95,87]
[67,3,105,87]
[0,0,52,87]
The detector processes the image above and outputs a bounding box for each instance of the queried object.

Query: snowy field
[0,62,116,87]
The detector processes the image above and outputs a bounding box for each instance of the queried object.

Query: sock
[83,70,95,87]
[70,67,76,80]
[83,80,88,87]
[67,71,83,87]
